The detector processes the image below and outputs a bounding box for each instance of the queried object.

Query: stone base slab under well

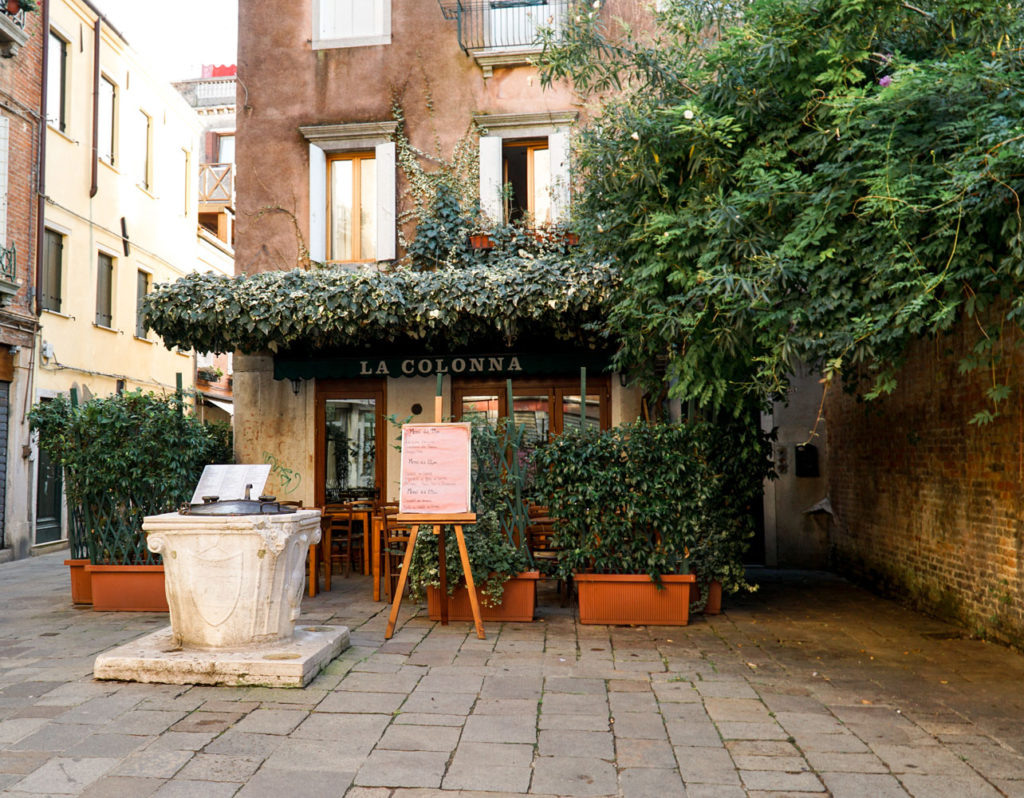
[93,624,350,687]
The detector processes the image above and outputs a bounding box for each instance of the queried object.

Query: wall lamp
[290,378,302,395]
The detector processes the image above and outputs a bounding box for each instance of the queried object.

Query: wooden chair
[380,504,414,603]
[324,502,367,581]
[526,504,571,606]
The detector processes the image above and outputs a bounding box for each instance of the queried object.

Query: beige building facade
[34,0,226,549]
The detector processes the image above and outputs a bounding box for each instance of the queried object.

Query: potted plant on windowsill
[408,419,538,622]
[533,420,768,625]
[6,0,37,14]
[30,390,233,611]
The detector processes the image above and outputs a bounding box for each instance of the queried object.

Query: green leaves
[541,0,1024,415]
[143,258,619,356]
[532,420,771,586]
[29,392,231,565]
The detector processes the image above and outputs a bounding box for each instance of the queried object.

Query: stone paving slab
[2,555,1024,796]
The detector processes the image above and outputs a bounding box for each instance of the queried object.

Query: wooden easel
[383,511,484,639]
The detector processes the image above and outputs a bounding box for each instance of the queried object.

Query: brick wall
[826,321,1024,648]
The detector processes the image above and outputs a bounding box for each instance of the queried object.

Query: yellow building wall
[39,0,202,401]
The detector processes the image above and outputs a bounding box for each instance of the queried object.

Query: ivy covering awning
[142,257,620,356]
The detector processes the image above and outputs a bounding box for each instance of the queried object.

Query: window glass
[47,32,67,131]
[329,153,376,261]
[502,140,549,225]
[461,395,500,426]
[218,134,234,164]
[560,394,601,432]
[324,398,377,501]
[98,77,116,165]
[512,394,550,447]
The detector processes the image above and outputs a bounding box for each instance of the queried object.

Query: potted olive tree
[30,390,231,610]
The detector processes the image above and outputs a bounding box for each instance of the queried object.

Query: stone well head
[143,509,321,649]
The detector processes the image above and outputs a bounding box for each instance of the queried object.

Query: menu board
[399,423,472,515]
[190,464,272,504]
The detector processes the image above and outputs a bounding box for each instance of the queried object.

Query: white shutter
[479,135,503,224]
[375,141,396,261]
[547,130,570,222]
[309,143,327,263]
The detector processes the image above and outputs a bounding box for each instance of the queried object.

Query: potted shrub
[30,390,232,611]
[533,421,767,625]
[408,420,538,622]
[687,421,771,614]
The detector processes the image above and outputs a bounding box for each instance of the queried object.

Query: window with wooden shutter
[135,270,150,338]
[42,229,63,313]
[95,252,113,327]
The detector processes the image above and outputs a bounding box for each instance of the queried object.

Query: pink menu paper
[399,423,472,515]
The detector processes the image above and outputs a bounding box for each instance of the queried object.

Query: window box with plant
[30,390,232,611]
[532,420,769,625]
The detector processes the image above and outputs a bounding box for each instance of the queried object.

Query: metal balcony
[199,163,233,205]
[438,0,570,55]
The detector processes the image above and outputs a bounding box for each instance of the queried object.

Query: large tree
[543,0,1024,420]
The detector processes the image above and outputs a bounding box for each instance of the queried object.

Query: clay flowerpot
[427,571,539,622]
[4,0,19,14]
[86,564,168,612]
[64,558,92,605]
[574,573,696,626]
[468,233,494,250]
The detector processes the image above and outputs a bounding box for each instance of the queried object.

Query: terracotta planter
[86,564,168,612]
[575,573,696,626]
[704,580,723,615]
[4,0,19,15]
[427,571,539,622]
[469,233,494,250]
[64,559,92,605]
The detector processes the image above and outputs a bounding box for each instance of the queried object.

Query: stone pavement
[1,554,1023,797]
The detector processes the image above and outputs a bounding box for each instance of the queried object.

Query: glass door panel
[560,393,601,432]
[461,395,500,427]
[512,394,550,447]
[324,398,376,503]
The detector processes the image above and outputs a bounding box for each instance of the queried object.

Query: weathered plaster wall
[235,0,650,275]
[827,325,1024,647]
[234,354,314,506]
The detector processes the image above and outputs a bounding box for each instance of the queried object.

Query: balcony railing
[0,5,26,31]
[0,242,15,282]
[199,163,233,205]
[0,4,28,58]
[0,242,18,305]
[438,0,571,53]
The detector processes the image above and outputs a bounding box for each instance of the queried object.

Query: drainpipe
[89,18,99,198]
[34,0,49,316]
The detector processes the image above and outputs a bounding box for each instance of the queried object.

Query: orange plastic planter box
[427,571,539,622]
[86,564,168,612]
[64,558,93,605]
[575,573,696,625]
